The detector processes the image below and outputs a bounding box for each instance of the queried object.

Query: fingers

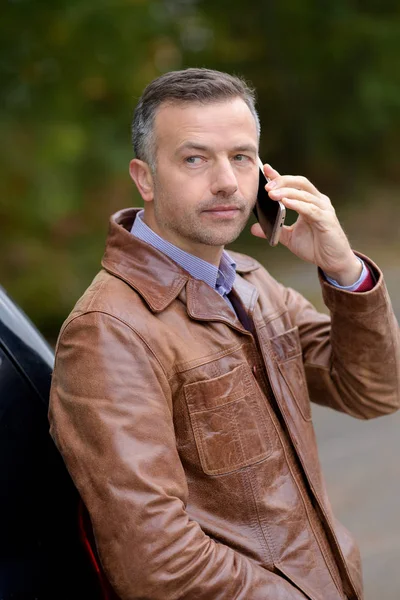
[277,197,333,226]
[262,165,332,214]
[265,172,320,197]
[262,164,317,196]
[268,186,330,209]
[258,164,335,230]
[262,163,280,180]
[250,222,267,239]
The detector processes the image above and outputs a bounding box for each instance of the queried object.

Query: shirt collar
[131,209,237,295]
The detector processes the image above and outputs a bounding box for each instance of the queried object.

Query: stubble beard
[153,183,255,248]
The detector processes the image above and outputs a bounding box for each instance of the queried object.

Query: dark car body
[0,286,102,599]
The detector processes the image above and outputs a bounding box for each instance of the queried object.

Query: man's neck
[142,211,224,267]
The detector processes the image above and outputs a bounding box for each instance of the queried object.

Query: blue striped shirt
[131,211,369,308]
[131,210,237,310]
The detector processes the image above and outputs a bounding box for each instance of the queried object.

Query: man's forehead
[154,98,258,145]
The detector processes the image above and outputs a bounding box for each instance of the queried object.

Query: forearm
[318,252,400,418]
[281,253,399,418]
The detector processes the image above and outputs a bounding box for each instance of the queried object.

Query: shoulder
[59,269,152,339]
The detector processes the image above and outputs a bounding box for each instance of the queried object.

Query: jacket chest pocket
[184,364,271,476]
[270,327,312,422]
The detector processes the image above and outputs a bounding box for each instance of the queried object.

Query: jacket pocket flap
[270,327,302,362]
[184,364,248,412]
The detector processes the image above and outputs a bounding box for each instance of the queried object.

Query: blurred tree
[0,0,183,336]
[1,0,399,337]
[186,0,400,184]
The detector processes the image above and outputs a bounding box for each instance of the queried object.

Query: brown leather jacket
[49,208,400,600]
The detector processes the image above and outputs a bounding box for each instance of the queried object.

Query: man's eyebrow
[231,144,258,155]
[176,142,258,155]
[176,142,211,154]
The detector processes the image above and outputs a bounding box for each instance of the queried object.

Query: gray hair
[132,68,260,171]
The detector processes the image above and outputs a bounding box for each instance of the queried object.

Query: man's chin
[195,225,247,247]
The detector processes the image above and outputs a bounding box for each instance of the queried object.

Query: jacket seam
[254,307,288,326]
[168,342,250,378]
[251,366,343,592]
[59,309,170,383]
[104,260,188,311]
[56,276,108,347]
[242,469,275,566]
[86,276,108,312]
[383,287,400,402]
[296,483,345,595]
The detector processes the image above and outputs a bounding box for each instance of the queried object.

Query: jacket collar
[102,208,260,320]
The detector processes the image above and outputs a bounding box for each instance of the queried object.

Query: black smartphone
[253,158,286,246]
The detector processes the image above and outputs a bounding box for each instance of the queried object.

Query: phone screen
[253,164,281,243]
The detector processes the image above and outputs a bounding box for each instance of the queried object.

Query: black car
[0,286,113,599]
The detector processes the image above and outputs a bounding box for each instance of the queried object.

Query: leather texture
[49,208,400,600]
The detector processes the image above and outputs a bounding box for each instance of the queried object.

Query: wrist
[324,255,363,287]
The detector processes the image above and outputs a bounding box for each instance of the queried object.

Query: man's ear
[129,159,154,202]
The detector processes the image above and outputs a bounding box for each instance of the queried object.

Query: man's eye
[185,156,203,165]
[233,154,249,162]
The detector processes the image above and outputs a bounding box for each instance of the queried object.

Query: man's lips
[202,206,242,219]
[202,205,242,213]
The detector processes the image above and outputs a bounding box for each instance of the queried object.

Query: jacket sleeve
[282,253,400,419]
[49,310,308,600]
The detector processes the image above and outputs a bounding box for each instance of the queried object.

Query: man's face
[146,97,259,255]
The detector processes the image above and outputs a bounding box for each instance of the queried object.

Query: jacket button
[252,365,257,376]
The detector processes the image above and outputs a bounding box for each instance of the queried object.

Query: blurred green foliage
[1,0,400,338]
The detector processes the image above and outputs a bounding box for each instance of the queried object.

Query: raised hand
[251,164,362,286]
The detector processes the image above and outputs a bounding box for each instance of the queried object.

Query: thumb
[278,224,293,248]
[250,222,267,239]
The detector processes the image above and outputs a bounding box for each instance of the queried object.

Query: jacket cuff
[318,251,387,314]
[323,256,371,291]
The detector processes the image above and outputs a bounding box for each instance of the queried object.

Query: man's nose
[210,160,239,197]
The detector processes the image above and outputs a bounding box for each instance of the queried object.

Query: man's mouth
[205,205,239,211]
[202,205,243,218]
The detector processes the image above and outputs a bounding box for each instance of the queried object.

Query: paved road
[312,405,400,600]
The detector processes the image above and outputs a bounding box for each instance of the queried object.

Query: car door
[0,286,101,599]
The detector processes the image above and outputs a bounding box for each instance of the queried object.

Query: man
[49,69,399,600]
